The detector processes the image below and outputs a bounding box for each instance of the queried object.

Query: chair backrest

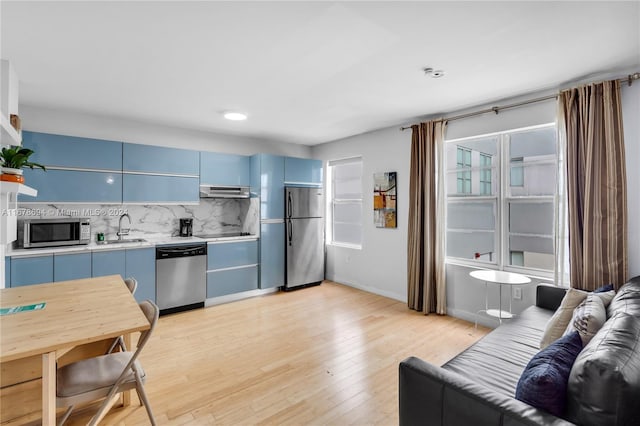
[136,300,159,352]
[124,277,138,295]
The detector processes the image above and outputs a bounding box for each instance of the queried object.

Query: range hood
[199,185,250,199]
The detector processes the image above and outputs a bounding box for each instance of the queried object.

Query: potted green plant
[1,146,46,183]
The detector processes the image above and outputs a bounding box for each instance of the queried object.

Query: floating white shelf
[0,181,37,197]
[0,113,21,146]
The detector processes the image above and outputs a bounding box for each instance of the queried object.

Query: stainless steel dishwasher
[156,243,207,315]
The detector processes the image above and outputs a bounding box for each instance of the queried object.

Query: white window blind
[328,157,363,248]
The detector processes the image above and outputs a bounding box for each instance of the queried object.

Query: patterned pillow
[516,331,583,417]
[540,289,587,349]
[563,294,607,345]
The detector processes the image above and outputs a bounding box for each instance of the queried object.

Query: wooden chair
[56,300,159,425]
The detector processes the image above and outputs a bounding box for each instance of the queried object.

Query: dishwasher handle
[156,244,207,259]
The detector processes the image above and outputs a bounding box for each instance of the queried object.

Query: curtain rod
[400,72,640,131]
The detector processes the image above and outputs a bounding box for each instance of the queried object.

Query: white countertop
[6,234,259,257]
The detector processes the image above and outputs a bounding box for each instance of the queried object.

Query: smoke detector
[423,67,445,78]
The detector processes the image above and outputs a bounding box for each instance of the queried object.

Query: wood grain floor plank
[9,281,487,425]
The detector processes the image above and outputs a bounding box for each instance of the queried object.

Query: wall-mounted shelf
[0,113,21,146]
[1,181,37,197]
[1,182,37,245]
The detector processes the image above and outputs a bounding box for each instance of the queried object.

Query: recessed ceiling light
[223,111,248,121]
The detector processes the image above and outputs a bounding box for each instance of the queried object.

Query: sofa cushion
[566,312,640,425]
[607,276,640,318]
[515,331,583,417]
[594,283,614,293]
[443,306,554,396]
[563,293,607,346]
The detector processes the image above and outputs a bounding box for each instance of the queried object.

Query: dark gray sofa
[399,276,640,426]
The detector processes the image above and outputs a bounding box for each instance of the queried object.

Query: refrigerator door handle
[287,191,292,219]
[287,219,293,246]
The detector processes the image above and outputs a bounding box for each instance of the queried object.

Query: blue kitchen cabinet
[122,174,199,203]
[200,152,250,186]
[206,240,259,298]
[10,255,54,287]
[250,154,285,220]
[22,131,122,171]
[123,143,199,175]
[20,169,122,203]
[92,250,126,279]
[207,266,258,298]
[207,240,258,270]
[284,157,323,187]
[5,257,11,287]
[259,222,285,289]
[125,248,156,303]
[54,252,92,282]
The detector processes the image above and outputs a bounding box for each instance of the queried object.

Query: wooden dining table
[0,275,151,425]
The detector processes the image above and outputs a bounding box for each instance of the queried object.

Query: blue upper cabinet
[123,174,199,203]
[251,154,285,220]
[22,131,123,171]
[123,143,199,175]
[123,143,199,203]
[200,152,250,186]
[284,157,323,187]
[21,169,122,203]
[19,131,124,203]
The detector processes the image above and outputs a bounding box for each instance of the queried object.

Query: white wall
[312,78,640,327]
[20,105,312,157]
[311,126,410,302]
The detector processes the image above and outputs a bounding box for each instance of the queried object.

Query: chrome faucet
[117,213,131,240]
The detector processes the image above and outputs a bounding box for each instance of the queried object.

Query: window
[445,125,557,274]
[479,153,492,195]
[456,147,472,194]
[327,157,363,248]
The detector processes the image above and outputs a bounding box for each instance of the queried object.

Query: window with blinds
[327,157,363,248]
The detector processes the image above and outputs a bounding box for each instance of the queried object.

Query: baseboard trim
[205,287,279,307]
[330,276,406,303]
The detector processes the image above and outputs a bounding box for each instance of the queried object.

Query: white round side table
[469,269,531,326]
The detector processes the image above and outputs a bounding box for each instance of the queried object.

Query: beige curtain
[559,80,628,290]
[407,120,447,314]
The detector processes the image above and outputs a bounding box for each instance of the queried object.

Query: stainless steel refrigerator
[285,187,325,290]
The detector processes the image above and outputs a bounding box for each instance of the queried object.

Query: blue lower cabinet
[5,257,11,287]
[207,265,258,297]
[92,250,126,278]
[19,169,123,203]
[54,252,92,282]
[260,222,285,289]
[10,255,54,287]
[207,241,258,270]
[125,248,156,303]
[123,174,199,203]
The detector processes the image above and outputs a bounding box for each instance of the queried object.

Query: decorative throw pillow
[563,294,607,345]
[516,331,583,417]
[540,289,588,349]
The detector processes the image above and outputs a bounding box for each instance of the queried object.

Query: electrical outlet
[513,287,522,300]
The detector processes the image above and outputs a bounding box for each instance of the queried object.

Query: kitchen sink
[97,238,147,245]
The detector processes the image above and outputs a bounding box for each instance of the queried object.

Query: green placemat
[0,302,46,316]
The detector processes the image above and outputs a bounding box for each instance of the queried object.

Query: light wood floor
[48,282,488,425]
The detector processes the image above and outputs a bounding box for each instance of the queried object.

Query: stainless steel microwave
[23,218,91,248]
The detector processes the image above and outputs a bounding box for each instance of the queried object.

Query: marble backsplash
[15,198,259,245]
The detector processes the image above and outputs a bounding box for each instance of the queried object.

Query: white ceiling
[2,1,639,146]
